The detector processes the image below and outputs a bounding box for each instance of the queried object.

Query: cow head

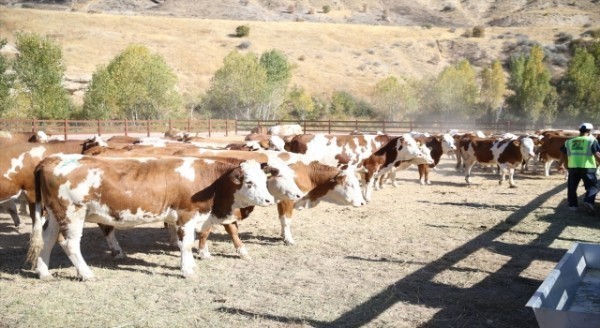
[519,136,536,159]
[440,133,456,153]
[295,165,365,209]
[81,135,108,153]
[264,159,305,201]
[231,160,275,208]
[413,144,435,165]
[397,135,428,161]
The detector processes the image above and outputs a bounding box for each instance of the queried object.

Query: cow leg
[465,161,476,185]
[179,213,203,279]
[98,224,125,259]
[197,225,213,260]
[508,167,517,188]
[277,201,295,245]
[223,222,250,260]
[389,170,399,187]
[418,164,430,185]
[35,210,61,280]
[18,195,28,216]
[544,159,554,176]
[58,206,95,281]
[0,200,21,229]
[362,168,377,202]
[166,223,179,247]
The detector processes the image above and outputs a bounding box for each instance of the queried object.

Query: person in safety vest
[560,122,600,214]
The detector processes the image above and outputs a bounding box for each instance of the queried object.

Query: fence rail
[0,118,564,140]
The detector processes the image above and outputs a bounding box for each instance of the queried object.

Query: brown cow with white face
[27,155,275,280]
[197,160,366,256]
[0,141,83,229]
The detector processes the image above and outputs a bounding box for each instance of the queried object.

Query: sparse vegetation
[235,24,250,37]
[322,5,331,13]
[472,26,485,38]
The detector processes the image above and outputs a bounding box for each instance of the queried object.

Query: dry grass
[1,156,599,327]
[0,7,596,103]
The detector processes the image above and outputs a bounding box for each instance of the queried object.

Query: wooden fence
[0,118,561,140]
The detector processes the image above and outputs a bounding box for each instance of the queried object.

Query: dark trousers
[567,168,599,207]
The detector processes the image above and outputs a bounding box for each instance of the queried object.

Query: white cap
[579,122,593,132]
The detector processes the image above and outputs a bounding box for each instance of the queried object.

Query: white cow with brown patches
[27,155,275,280]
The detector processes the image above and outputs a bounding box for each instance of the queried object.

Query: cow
[286,133,392,168]
[361,135,433,202]
[268,124,303,136]
[1,141,83,229]
[376,142,435,188]
[536,134,571,176]
[27,155,276,280]
[197,160,366,257]
[244,133,286,151]
[460,135,536,187]
[0,131,51,147]
[250,126,268,134]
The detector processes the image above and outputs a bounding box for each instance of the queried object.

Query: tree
[329,91,373,119]
[202,50,292,120]
[283,86,318,120]
[480,60,506,122]
[256,49,292,119]
[0,38,15,117]
[506,45,554,125]
[82,44,181,120]
[557,45,600,122]
[429,59,479,122]
[12,33,71,119]
[371,75,416,121]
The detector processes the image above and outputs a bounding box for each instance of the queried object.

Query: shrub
[322,5,331,13]
[235,25,250,37]
[472,26,485,38]
[237,41,251,49]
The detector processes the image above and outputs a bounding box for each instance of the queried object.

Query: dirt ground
[1,156,599,328]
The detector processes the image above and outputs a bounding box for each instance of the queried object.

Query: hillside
[0,1,599,105]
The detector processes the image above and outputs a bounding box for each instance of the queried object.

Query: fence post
[124,119,128,136]
[383,121,386,133]
[235,120,238,135]
[225,119,229,136]
[32,118,36,133]
[208,118,212,137]
[146,120,150,137]
[63,119,68,141]
[328,120,331,134]
[187,118,191,132]
[97,119,101,136]
[168,119,172,132]
[506,120,511,133]
[303,120,307,133]
[355,120,358,131]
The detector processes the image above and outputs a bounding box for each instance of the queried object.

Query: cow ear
[263,166,279,177]
[229,169,243,185]
[512,140,521,147]
[339,164,349,171]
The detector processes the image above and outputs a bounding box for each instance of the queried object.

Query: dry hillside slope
[0,2,598,104]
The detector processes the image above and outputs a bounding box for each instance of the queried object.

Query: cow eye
[246,181,254,188]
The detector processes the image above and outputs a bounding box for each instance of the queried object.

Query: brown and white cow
[460,134,536,187]
[361,135,433,202]
[27,155,276,280]
[197,160,366,257]
[1,141,83,229]
[286,133,392,168]
[268,124,303,136]
[376,142,435,188]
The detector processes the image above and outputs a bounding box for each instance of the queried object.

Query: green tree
[506,45,554,125]
[557,46,600,122]
[82,44,181,120]
[256,49,292,119]
[429,59,479,121]
[12,33,71,119]
[283,86,318,120]
[329,91,373,119]
[371,75,417,121]
[202,50,292,120]
[480,60,506,121]
[0,38,15,117]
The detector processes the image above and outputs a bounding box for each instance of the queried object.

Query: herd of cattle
[0,125,579,280]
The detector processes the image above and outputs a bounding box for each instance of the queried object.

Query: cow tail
[26,164,44,269]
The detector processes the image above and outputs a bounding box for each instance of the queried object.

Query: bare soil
[1,155,599,327]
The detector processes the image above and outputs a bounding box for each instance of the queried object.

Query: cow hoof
[426,181,431,185]
[239,254,252,260]
[509,185,517,189]
[39,273,54,281]
[182,272,197,280]
[81,275,97,282]
[199,254,213,261]
[111,251,126,259]
[284,239,296,246]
